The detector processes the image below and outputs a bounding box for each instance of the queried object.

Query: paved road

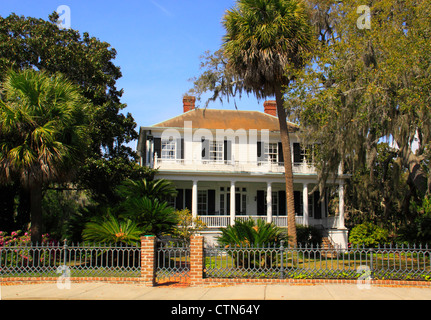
[2,282,431,300]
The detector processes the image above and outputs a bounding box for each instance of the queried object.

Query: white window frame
[264,191,279,216]
[198,190,207,215]
[265,143,278,163]
[161,138,176,160]
[210,141,223,162]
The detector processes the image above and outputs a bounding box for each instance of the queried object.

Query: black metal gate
[155,238,190,285]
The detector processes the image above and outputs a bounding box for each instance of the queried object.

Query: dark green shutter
[154,138,161,159]
[278,142,284,164]
[293,143,302,163]
[208,189,216,215]
[185,189,192,211]
[176,189,184,210]
[257,190,265,215]
[294,191,302,216]
[278,190,286,216]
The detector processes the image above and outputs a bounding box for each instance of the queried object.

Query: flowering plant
[0,230,53,247]
[0,230,57,268]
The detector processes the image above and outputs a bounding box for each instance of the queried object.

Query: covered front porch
[160,175,346,232]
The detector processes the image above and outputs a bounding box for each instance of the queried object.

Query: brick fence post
[190,235,205,286]
[140,235,156,286]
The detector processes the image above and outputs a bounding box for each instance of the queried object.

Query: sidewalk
[2,282,431,300]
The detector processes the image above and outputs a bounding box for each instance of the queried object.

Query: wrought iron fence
[204,242,431,281]
[156,238,190,283]
[0,241,141,278]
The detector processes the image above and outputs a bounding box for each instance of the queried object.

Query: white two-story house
[137,96,348,248]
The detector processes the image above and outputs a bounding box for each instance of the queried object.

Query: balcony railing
[150,157,316,174]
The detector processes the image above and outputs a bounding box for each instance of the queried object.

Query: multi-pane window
[198,190,207,215]
[242,194,247,215]
[210,141,223,161]
[220,193,225,215]
[264,192,278,215]
[308,194,314,217]
[219,187,247,215]
[265,143,278,163]
[301,145,314,164]
[161,138,176,160]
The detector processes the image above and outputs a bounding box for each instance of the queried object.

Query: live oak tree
[0,12,148,219]
[287,0,431,229]
[189,0,314,246]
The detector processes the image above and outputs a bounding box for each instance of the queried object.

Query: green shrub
[349,222,389,247]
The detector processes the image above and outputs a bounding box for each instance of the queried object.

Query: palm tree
[82,210,142,245]
[116,178,177,202]
[222,0,314,246]
[122,197,179,237]
[0,69,91,243]
[217,218,288,268]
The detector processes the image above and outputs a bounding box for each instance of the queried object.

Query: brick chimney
[264,100,277,117]
[183,96,196,113]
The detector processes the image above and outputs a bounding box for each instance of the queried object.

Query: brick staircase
[321,237,338,258]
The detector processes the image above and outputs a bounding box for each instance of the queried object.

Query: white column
[192,180,198,220]
[230,180,236,226]
[338,180,345,229]
[149,140,154,168]
[303,183,309,226]
[266,182,272,224]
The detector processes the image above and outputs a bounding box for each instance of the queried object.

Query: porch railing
[198,215,325,228]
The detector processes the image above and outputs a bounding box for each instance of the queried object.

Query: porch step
[321,237,338,258]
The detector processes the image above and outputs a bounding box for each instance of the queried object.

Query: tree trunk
[30,184,43,243]
[275,86,297,247]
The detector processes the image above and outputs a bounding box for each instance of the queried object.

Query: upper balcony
[149,156,317,175]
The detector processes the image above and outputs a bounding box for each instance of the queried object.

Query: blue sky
[0,1,264,144]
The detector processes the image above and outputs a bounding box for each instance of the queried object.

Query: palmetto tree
[116,178,177,202]
[82,210,142,245]
[222,0,314,245]
[0,69,91,243]
[121,197,178,237]
[218,218,288,247]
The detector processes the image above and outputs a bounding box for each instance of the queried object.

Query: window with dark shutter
[294,191,302,216]
[154,138,161,159]
[208,189,216,215]
[185,189,192,211]
[257,141,263,162]
[278,142,284,165]
[278,190,286,216]
[293,143,302,163]
[176,189,184,210]
[177,138,184,160]
[257,190,265,215]
[202,139,209,160]
[224,140,232,162]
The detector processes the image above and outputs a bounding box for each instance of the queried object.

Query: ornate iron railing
[0,241,141,278]
[204,242,431,281]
